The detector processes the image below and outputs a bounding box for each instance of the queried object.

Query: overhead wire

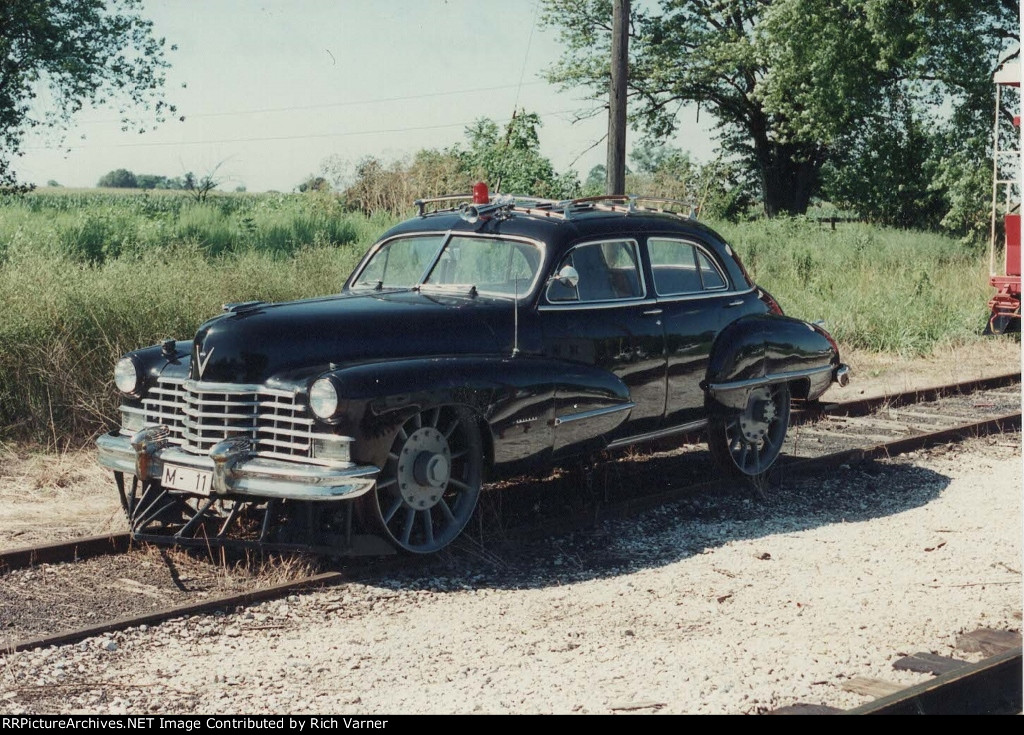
[25,108,582,151]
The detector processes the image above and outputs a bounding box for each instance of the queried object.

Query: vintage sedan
[96,189,850,554]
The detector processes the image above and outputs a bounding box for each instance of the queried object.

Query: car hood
[189,289,516,384]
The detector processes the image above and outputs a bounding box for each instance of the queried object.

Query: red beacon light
[472,182,490,205]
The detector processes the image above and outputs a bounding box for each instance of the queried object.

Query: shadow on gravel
[364,446,954,592]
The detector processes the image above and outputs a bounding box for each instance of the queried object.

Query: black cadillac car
[97,189,850,554]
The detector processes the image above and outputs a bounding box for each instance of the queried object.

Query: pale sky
[16,0,714,192]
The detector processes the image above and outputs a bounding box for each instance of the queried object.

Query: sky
[15,0,715,193]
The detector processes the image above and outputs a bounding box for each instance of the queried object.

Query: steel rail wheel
[708,383,791,479]
[364,406,483,553]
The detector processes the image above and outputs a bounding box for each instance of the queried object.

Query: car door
[646,236,739,427]
[539,239,667,454]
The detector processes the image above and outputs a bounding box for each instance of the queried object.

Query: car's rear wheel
[363,406,483,554]
[708,383,791,479]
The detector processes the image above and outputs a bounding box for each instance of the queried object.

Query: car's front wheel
[363,406,483,553]
[708,383,791,479]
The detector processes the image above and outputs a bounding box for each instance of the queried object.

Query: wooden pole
[606,0,629,195]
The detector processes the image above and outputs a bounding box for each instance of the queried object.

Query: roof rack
[412,193,698,221]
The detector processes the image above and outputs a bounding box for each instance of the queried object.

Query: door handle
[726,299,744,307]
[642,308,663,316]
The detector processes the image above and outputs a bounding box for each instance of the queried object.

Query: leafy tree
[97,168,138,188]
[135,173,177,190]
[335,112,579,214]
[627,140,754,221]
[0,0,178,192]
[458,111,579,199]
[583,164,606,196]
[541,0,1016,221]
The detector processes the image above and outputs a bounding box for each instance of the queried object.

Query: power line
[74,81,550,125]
[26,108,582,151]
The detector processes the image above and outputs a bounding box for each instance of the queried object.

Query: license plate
[162,464,213,496]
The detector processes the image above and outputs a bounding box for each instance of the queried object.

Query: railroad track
[1,372,1020,713]
[771,628,1022,715]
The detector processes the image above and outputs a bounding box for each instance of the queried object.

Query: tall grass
[712,217,994,354]
[0,189,385,263]
[0,191,1004,444]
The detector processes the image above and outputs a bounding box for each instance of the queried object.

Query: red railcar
[987,62,1021,334]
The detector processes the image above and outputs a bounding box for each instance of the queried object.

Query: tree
[541,0,1016,219]
[459,111,579,199]
[97,168,138,188]
[333,112,579,215]
[627,140,753,220]
[297,175,330,193]
[184,165,221,203]
[0,0,177,191]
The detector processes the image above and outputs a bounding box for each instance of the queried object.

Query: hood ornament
[196,347,215,379]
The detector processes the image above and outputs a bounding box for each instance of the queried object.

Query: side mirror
[554,265,579,288]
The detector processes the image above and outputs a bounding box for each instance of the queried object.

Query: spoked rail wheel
[363,406,483,554]
[708,383,791,480]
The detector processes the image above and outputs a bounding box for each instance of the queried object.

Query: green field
[0,190,1001,445]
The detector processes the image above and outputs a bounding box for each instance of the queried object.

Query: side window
[649,238,728,295]
[548,240,643,303]
[696,249,727,290]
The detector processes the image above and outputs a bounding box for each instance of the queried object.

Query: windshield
[351,234,445,289]
[353,234,543,299]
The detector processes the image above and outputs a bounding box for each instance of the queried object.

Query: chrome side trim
[706,365,834,395]
[554,402,635,426]
[654,285,756,306]
[537,285,758,311]
[606,419,708,450]
[539,299,659,312]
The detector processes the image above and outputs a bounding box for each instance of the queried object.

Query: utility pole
[606,0,629,195]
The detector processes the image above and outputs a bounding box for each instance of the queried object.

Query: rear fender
[704,315,837,410]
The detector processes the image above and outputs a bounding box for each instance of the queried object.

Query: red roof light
[472,182,489,205]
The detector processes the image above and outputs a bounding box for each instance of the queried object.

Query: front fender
[323,355,601,469]
[705,315,838,410]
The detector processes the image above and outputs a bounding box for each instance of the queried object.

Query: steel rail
[505,411,1021,544]
[2,556,426,655]
[0,533,130,573]
[804,371,1021,421]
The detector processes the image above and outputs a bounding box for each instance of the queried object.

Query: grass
[713,217,995,354]
[0,190,1007,445]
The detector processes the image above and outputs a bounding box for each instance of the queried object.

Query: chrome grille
[141,378,321,463]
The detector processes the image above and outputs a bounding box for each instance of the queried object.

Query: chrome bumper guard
[835,363,851,387]
[96,427,379,502]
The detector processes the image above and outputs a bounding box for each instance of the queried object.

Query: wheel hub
[397,427,451,509]
[739,389,776,442]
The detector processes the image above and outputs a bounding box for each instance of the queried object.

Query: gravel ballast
[1,434,1020,715]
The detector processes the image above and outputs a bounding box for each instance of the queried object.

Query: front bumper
[96,427,379,502]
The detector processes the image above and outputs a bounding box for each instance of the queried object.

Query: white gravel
[1,435,1020,715]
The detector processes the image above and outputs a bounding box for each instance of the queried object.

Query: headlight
[309,377,340,420]
[114,357,140,395]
